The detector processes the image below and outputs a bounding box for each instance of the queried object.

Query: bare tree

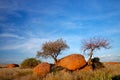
[81,37,111,65]
[36,39,69,63]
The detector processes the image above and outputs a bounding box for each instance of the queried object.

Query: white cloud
[99,54,120,62]
[60,21,83,29]
[0,33,24,39]
[71,10,120,21]
[105,27,120,34]
[0,29,61,53]
[19,38,48,53]
[0,0,17,9]
[0,37,48,53]
[0,31,83,55]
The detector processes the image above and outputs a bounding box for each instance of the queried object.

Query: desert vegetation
[20,58,41,68]
[37,38,69,63]
[81,37,110,65]
[0,63,120,80]
[0,37,120,80]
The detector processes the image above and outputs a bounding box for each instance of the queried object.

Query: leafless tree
[81,37,111,65]
[36,39,69,63]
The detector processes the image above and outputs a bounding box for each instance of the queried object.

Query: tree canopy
[81,37,111,64]
[36,38,69,63]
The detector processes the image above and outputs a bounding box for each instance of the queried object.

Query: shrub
[91,57,100,62]
[91,57,104,70]
[20,58,41,68]
[51,65,65,73]
[112,75,120,80]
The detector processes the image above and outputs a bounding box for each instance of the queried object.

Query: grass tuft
[0,63,120,80]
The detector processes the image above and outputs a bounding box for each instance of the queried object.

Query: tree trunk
[51,55,58,64]
[87,49,94,65]
[51,56,57,64]
[53,57,57,64]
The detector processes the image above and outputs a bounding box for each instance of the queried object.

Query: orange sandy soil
[103,62,120,65]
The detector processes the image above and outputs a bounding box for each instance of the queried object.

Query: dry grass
[0,63,120,80]
[0,64,8,68]
[43,63,120,80]
[0,67,33,80]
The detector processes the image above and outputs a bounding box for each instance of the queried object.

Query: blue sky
[0,0,120,64]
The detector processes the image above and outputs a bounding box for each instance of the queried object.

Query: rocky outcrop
[33,62,51,77]
[8,64,19,68]
[80,65,92,71]
[56,54,86,71]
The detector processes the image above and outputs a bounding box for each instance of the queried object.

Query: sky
[0,0,120,64]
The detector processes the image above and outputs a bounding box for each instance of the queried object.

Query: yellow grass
[0,63,120,80]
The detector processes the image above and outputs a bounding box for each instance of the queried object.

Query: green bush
[91,57,100,62]
[20,58,41,68]
[91,57,104,70]
[112,75,120,80]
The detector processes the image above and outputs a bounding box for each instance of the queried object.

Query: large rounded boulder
[8,64,19,68]
[33,62,51,77]
[56,54,86,70]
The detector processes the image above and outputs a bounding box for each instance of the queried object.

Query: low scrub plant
[20,58,41,68]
